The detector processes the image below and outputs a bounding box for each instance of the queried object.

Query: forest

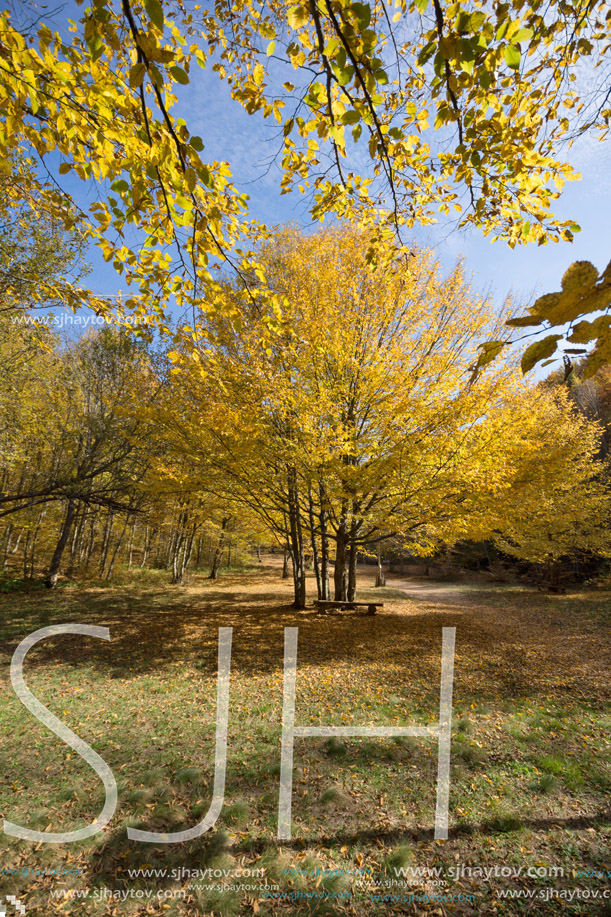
[2,199,611,603]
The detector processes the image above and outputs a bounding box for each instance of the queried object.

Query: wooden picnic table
[313,600,383,616]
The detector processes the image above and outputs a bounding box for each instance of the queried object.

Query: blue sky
[64,39,611,322]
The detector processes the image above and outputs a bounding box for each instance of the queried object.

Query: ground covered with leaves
[0,562,610,915]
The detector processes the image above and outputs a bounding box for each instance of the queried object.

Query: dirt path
[385,574,506,605]
[263,555,503,607]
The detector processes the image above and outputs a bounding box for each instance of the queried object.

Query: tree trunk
[84,516,97,573]
[166,509,183,571]
[282,547,290,579]
[347,521,358,603]
[375,544,386,587]
[2,523,13,572]
[66,504,85,578]
[128,519,136,568]
[308,485,323,599]
[11,530,22,556]
[28,507,46,579]
[22,531,31,580]
[334,520,348,602]
[319,484,330,600]
[548,559,562,593]
[210,518,228,580]
[287,467,306,609]
[105,517,130,581]
[141,524,152,568]
[172,519,196,585]
[99,513,114,578]
[177,524,197,583]
[171,521,186,584]
[45,498,77,588]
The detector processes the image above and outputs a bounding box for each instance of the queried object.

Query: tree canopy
[0,0,609,361]
[152,225,611,606]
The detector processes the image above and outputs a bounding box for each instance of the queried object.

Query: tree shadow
[79,806,611,889]
[0,565,608,708]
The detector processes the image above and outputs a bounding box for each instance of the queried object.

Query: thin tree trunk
[66,504,84,578]
[78,511,91,563]
[11,530,22,555]
[347,520,359,603]
[287,467,306,609]
[29,507,46,579]
[45,498,77,588]
[141,524,153,568]
[99,513,114,578]
[334,517,348,602]
[171,515,196,585]
[22,531,31,580]
[171,514,187,584]
[128,519,136,568]
[375,543,386,587]
[210,518,229,580]
[319,483,330,600]
[174,524,196,584]
[166,519,180,570]
[105,517,130,581]
[2,523,13,572]
[84,516,97,573]
[308,485,322,599]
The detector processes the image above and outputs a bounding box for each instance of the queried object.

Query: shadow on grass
[0,564,609,703]
[79,807,611,889]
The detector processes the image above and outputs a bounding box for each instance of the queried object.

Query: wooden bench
[314,600,384,616]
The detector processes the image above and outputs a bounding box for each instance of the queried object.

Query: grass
[0,562,609,914]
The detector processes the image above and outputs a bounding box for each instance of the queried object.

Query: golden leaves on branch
[505,259,611,377]
[1,0,610,349]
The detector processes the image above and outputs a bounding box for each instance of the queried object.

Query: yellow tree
[160,224,607,607]
[422,386,611,585]
[490,389,611,589]
[244,225,521,603]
